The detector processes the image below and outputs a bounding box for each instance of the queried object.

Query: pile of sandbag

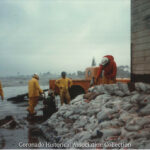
[42,82,150,149]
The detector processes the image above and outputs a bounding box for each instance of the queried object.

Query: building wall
[131,0,150,83]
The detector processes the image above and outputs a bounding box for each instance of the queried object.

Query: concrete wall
[131,0,150,83]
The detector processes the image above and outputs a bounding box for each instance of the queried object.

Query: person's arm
[54,80,60,95]
[0,82,4,100]
[68,78,72,88]
[55,80,59,87]
[35,80,43,94]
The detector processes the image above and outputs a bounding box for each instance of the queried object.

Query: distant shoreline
[1,78,50,88]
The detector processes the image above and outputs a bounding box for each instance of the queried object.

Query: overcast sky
[0,0,130,76]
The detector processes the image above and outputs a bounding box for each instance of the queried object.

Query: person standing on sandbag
[96,55,117,84]
[27,73,43,115]
[55,72,72,105]
[0,81,4,100]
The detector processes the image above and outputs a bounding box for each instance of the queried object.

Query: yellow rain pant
[27,97,39,114]
[60,90,70,105]
[102,76,116,84]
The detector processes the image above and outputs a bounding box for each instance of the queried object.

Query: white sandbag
[95,94,112,105]
[119,111,138,122]
[136,116,150,128]
[63,110,74,118]
[114,90,125,97]
[104,102,115,109]
[135,82,150,93]
[128,105,139,113]
[71,94,84,105]
[125,124,141,131]
[73,116,88,129]
[69,114,79,120]
[139,104,150,116]
[120,102,133,111]
[84,122,98,131]
[139,95,150,105]
[103,84,115,94]
[117,82,130,95]
[99,119,124,129]
[130,93,141,104]
[101,128,121,139]
[125,116,150,131]
[86,108,100,117]
[97,108,118,122]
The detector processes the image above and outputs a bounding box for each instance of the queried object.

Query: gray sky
[0,0,130,76]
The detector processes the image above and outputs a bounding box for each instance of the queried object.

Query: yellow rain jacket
[0,81,4,100]
[28,78,43,98]
[55,78,72,93]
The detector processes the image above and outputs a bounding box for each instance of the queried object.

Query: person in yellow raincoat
[0,81,4,100]
[27,74,43,115]
[55,72,72,105]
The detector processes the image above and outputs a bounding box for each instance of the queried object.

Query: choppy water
[3,85,49,99]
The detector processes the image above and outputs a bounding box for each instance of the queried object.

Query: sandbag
[135,82,150,93]
[130,93,141,104]
[120,102,133,111]
[83,92,93,99]
[117,82,130,95]
[71,94,84,105]
[97,108,118,122]
[103,84,115,94]
[100,119,124,129]
[139,104,150,116]
[138,95,150,106]
[101,128,121,139]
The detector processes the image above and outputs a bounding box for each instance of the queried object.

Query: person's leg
[27,98,34,114]
[27,97,38,114]
[65,91,71,104]
[60,92,64,105]
[32,97,39,113]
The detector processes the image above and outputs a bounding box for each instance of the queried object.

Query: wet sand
[0,99,51,149]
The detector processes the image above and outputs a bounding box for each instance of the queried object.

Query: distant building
[131,0,150,83]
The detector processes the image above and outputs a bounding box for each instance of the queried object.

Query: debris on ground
[0,116,21,129]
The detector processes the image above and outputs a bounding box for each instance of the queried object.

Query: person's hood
[104,55,114,62]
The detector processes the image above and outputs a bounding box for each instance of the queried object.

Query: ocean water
[3,85,49,99]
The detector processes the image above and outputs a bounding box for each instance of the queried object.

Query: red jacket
[96,55,117,79]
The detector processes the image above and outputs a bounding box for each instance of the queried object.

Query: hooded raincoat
[96,55,117,84]
[27,77,43,114]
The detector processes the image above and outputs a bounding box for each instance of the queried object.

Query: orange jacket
[96,55,117,80]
